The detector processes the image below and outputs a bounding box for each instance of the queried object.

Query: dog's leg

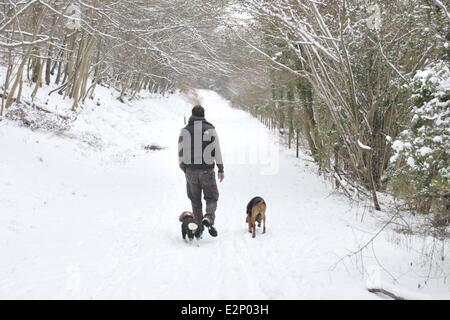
[247,215,252,233]
[251,216,256,238]
[262,216,266,234]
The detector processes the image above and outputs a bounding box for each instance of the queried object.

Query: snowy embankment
[0,82,449,299]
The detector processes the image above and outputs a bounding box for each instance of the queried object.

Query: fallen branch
[365,265,431,300]
[22,100,71,121]
[367,288,406,300]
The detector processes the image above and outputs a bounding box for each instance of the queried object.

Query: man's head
[192,105,205,118]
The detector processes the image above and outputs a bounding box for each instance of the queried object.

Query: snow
[407,156,416,168]
[357,139,372,151]
[418,146,433,157]
[389,154,399,164]
[0,85,449,299]
[392,140,405,152]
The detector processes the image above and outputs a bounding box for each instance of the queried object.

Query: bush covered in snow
[389,62,450,221]
[390,63,450,216]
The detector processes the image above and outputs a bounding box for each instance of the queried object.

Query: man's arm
[211,129,224,182]
[211,129,224,173]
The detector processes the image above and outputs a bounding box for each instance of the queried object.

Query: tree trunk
[1,47,13,116]
[5,11,45,109]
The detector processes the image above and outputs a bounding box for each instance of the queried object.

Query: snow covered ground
[0,86,449,299]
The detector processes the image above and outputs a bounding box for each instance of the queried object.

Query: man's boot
[202,217,218,237]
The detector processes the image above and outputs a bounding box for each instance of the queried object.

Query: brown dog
[246,197,266,238]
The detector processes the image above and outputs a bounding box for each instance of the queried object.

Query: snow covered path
[0,90,448,299]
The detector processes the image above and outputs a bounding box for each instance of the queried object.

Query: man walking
[178,105,224,237]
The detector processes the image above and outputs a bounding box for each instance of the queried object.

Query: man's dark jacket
[178,116,224,173]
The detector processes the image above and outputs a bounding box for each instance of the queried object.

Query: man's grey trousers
[185,168,219,225]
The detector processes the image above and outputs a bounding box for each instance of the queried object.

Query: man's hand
[218,172,225,183]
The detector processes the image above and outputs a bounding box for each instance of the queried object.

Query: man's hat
[192,105,205,117]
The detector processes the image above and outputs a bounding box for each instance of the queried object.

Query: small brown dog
[246,197,266,238]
